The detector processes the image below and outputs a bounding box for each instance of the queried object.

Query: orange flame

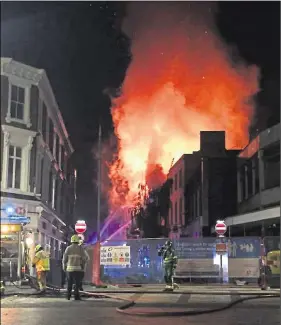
[109,3,259,208]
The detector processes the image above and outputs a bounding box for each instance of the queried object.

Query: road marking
[188,294,232,304]
[176,293,191,305]
[136,293,182,303]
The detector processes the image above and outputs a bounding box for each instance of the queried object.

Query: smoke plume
[108,2,259,208]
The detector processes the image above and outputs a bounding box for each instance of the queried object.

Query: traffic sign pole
[215,220,227,284]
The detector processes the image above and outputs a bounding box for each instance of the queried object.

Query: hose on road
[2,275,279,318]
[115,294,279,317]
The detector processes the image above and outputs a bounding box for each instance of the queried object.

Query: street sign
[216,242,227,255]
[0,216,30,224]
[215,220,227,237]
[78,233,85,241]
[75,220,87,234]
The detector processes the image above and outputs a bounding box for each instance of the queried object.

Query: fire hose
[2,275,279,317]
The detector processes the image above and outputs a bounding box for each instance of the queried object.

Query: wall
[208,157,237,229]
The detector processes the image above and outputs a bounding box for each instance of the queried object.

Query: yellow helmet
[35,244,42,252]
[71,235,80,243]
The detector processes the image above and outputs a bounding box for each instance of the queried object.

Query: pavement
[2,283,280,297]
[1,294,280,325]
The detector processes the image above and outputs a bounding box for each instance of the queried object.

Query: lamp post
[97,124,102,241]
[94,124,102,287]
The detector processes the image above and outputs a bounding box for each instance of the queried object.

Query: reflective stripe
[63,244,88,272]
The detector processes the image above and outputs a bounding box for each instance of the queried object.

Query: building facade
[168,131,239,238]
[167,153,200,238]
[225,123,280,236]
[1,58,76,279]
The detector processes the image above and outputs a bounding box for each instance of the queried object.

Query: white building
[1,58,76,281]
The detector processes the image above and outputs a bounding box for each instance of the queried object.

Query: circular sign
[16,207,26,215]
[78,234,85,241]
[75,220,87,234]
[215,220,227,236]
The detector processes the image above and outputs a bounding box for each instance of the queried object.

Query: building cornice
[1,57,74,156]
[1,57,44,85]
[2,124,37,138]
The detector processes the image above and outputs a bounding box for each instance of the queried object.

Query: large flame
[108,3,259,208]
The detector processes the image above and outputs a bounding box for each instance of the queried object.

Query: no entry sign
[75,220,87,234]
[215,220,227,237]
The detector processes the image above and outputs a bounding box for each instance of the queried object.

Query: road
[1,295,279,325]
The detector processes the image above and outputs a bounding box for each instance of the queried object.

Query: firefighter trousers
[164,264,174,285]
[67,271,82,299]
[37,271,47,291]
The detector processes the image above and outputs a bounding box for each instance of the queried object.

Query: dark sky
[1,1,280,230]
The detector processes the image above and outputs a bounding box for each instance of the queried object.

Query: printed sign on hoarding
[227,237,261,278]
[100,245,130,266]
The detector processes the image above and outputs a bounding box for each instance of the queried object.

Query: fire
[108,3,259,208]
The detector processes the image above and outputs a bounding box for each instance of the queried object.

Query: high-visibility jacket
[63,244,89,272]
[32,250,50,272]
[163,248,177,266]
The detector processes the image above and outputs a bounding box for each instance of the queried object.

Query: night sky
[1,2,280,230]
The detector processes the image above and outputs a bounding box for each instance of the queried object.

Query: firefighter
[158,240,178,291]
[63,235,89,300]
[32,244,50,294]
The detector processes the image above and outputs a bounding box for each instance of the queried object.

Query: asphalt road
[1,296,280,325]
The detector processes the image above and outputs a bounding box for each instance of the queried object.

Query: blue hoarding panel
[173,238,216,259]
[227,237,260,258]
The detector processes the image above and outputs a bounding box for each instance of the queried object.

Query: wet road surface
[1,295,280,325]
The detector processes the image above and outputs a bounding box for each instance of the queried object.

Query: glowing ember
[108,3,259,208]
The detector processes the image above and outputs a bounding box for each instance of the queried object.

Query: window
[42,103,47,142]
[41,233,45,245]
[54,179,59,210]
[240,167,246,200]
[247,162,253,197]
[52,177,56,209]
[254,158,260,194]
[56,135,60,163]
[175,201,178,225]
[60,182,64,213]
[49,119,54,153]
[48,169,53,204]
[61,148,65,172]
[179,198,183,224]
[64,153,68,177]
[174,174,178,191]
[7,146,22,189]
[170,203,173,226]
[58,145,62,169]
[40,159,44,194]
[66,196,69,215]
[10,85,25,120]
[179,169,183,188]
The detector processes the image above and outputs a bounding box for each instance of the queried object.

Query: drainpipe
[258,150,265,237]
